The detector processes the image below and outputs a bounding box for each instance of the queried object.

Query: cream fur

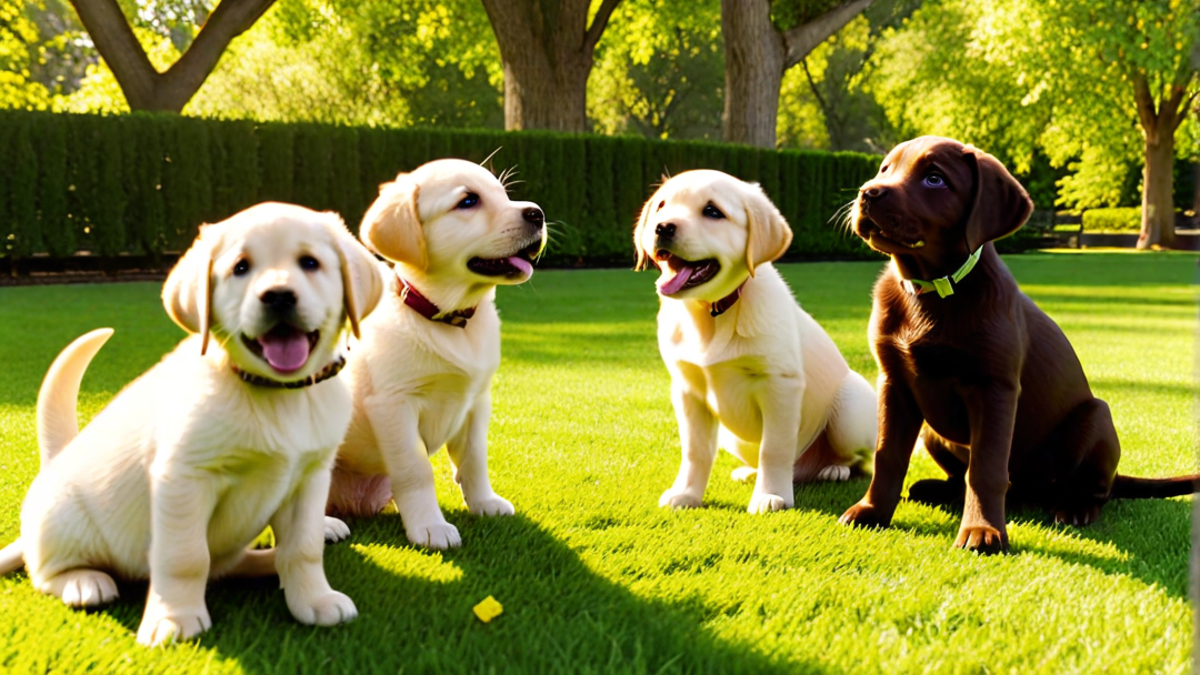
[328,159,545,549]
[636,170,878,513]
[1,203,381,646]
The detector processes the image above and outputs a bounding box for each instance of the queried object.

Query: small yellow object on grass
[473,596,503,623]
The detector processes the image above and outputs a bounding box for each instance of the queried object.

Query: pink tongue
[507,256,534,277]
[658,265,694,296]
[257,330,311,373]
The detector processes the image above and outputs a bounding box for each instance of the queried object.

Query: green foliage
[1083,207,1146,232]
[0,110,892,264]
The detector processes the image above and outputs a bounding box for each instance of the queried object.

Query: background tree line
[2,0,1197,247]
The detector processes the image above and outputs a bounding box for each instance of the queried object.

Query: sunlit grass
[0,250,1192,674]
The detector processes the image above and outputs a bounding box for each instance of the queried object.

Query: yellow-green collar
[902,247,982,298]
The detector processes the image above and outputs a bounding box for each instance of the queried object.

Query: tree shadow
[93,513,831,675]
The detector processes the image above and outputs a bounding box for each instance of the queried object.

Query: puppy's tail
[1111,473,1200,499]
[0,540,23,574]
[37,328,113,466]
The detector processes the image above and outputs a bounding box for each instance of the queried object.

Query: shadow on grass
[94,513,825,675]
[796,478,1192,601]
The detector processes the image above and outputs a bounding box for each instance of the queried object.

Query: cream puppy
[327,159,545,549]
[635,170,877,513]
[0,203,382,646]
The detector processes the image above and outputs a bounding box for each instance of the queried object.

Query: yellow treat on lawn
[473,596,503,623]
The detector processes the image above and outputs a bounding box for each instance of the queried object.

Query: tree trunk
[69,0,275,113]
[481,0,622,132]
[1138,129,1176,249]
[720,0,872,148]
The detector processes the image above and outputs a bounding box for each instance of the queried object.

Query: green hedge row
[0,110,882,266]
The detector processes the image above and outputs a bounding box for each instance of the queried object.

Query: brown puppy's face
[853,136,1032,258]
[852,136,975,255]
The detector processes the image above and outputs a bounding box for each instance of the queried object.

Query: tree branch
[164,0,276,104]
[801,58,833,128]
[781,0,873,70]
[1132,71,1159,137]
[584,0,623,54]
[68,0,158,109]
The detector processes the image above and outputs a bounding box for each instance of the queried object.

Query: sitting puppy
[839,136,1198,553]
[635,170,878,513]
[326,159,545,549]
[0,203,382,645]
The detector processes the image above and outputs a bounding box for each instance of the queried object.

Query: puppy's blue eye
[702,204,725,220]
[457,192,480,209]
[924,173,946,188]
[299,255,319,271]
[233,258,250,276]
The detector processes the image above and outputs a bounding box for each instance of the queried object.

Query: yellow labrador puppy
[635,170,877,513]
[0,203,382,646]
[327,159,545,549]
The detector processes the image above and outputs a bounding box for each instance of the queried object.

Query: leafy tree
[720,0,873,148]
[871,0,1199,248]
[480,0,623,132]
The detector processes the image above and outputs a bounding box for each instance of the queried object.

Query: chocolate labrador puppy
[839,135,1197,553]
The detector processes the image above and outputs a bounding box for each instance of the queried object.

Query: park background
[0,1,1196,674]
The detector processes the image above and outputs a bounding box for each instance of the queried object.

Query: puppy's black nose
[523,207,545,228]
[261,289,297,313]
[862,186,888,201]
[655,222,676,238]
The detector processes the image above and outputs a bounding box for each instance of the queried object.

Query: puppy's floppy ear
[322,214,383,339]
[360,175,427,269]
[743,184,793,276]
[162,224,218,355]
[633,189,659,271]
[961,145,1033,251]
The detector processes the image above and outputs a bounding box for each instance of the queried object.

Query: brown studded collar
[398,277,477,328]
[232,354,346,389]
[709,284,744,317]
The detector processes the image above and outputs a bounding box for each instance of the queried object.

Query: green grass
[0,250,1194,674]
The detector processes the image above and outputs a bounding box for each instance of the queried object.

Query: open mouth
[858,218,925,251]
[467,241,541,279]
[655,250,719,296]
[242,324,320,374]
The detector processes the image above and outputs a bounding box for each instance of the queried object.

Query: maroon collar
[709,284,744,317]
[398,277,476,328]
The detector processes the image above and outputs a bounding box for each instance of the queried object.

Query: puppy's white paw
[406,521,462,549]
[467,494,515,517]
[290,590,358,626]
[815,464,851,482]
[659,488,703,510]
[730,466,758,483]
[47,569,119,608]
[748,492,788,514]
[324,516,351,543]
[136,606,211,646]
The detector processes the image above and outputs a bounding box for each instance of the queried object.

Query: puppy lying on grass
[0,203,381,645]
[635,170,877,513]
[326,159,545,549]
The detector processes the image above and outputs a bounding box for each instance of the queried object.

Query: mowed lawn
[0,250,1193,674]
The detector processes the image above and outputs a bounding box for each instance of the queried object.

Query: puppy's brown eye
[457,192,480,209]
[657,200,665,211]
[299,255,320,272]
[880,164,889,174]
[233,258,250,277]
[702,204,725,220]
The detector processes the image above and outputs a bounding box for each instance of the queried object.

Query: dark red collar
[232,355,346,389]
[398,277,476,328]
[709,284,744,317]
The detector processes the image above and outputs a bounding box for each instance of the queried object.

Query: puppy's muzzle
[654,221,676,250]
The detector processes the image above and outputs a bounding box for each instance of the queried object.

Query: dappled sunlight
[349,543,465,585]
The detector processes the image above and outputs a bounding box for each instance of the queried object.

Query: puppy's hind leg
[797,372,877,483]
[719,426,757,483]
[40,569,119,608]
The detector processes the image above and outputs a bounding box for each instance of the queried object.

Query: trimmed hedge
[0,110,883,266]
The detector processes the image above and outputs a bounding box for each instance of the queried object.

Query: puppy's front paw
[467,494,515,517]
[290,590,358,626]
[747,492,788,514]
[659,488,702,509]
[815,465,851,482]
[46,569,119,608]
[839,501,892,529]
[730,466,757,483]
[406,521,462,549]
[136,606,212,646]
[954,525,1008,554]
[324,516,351,543]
